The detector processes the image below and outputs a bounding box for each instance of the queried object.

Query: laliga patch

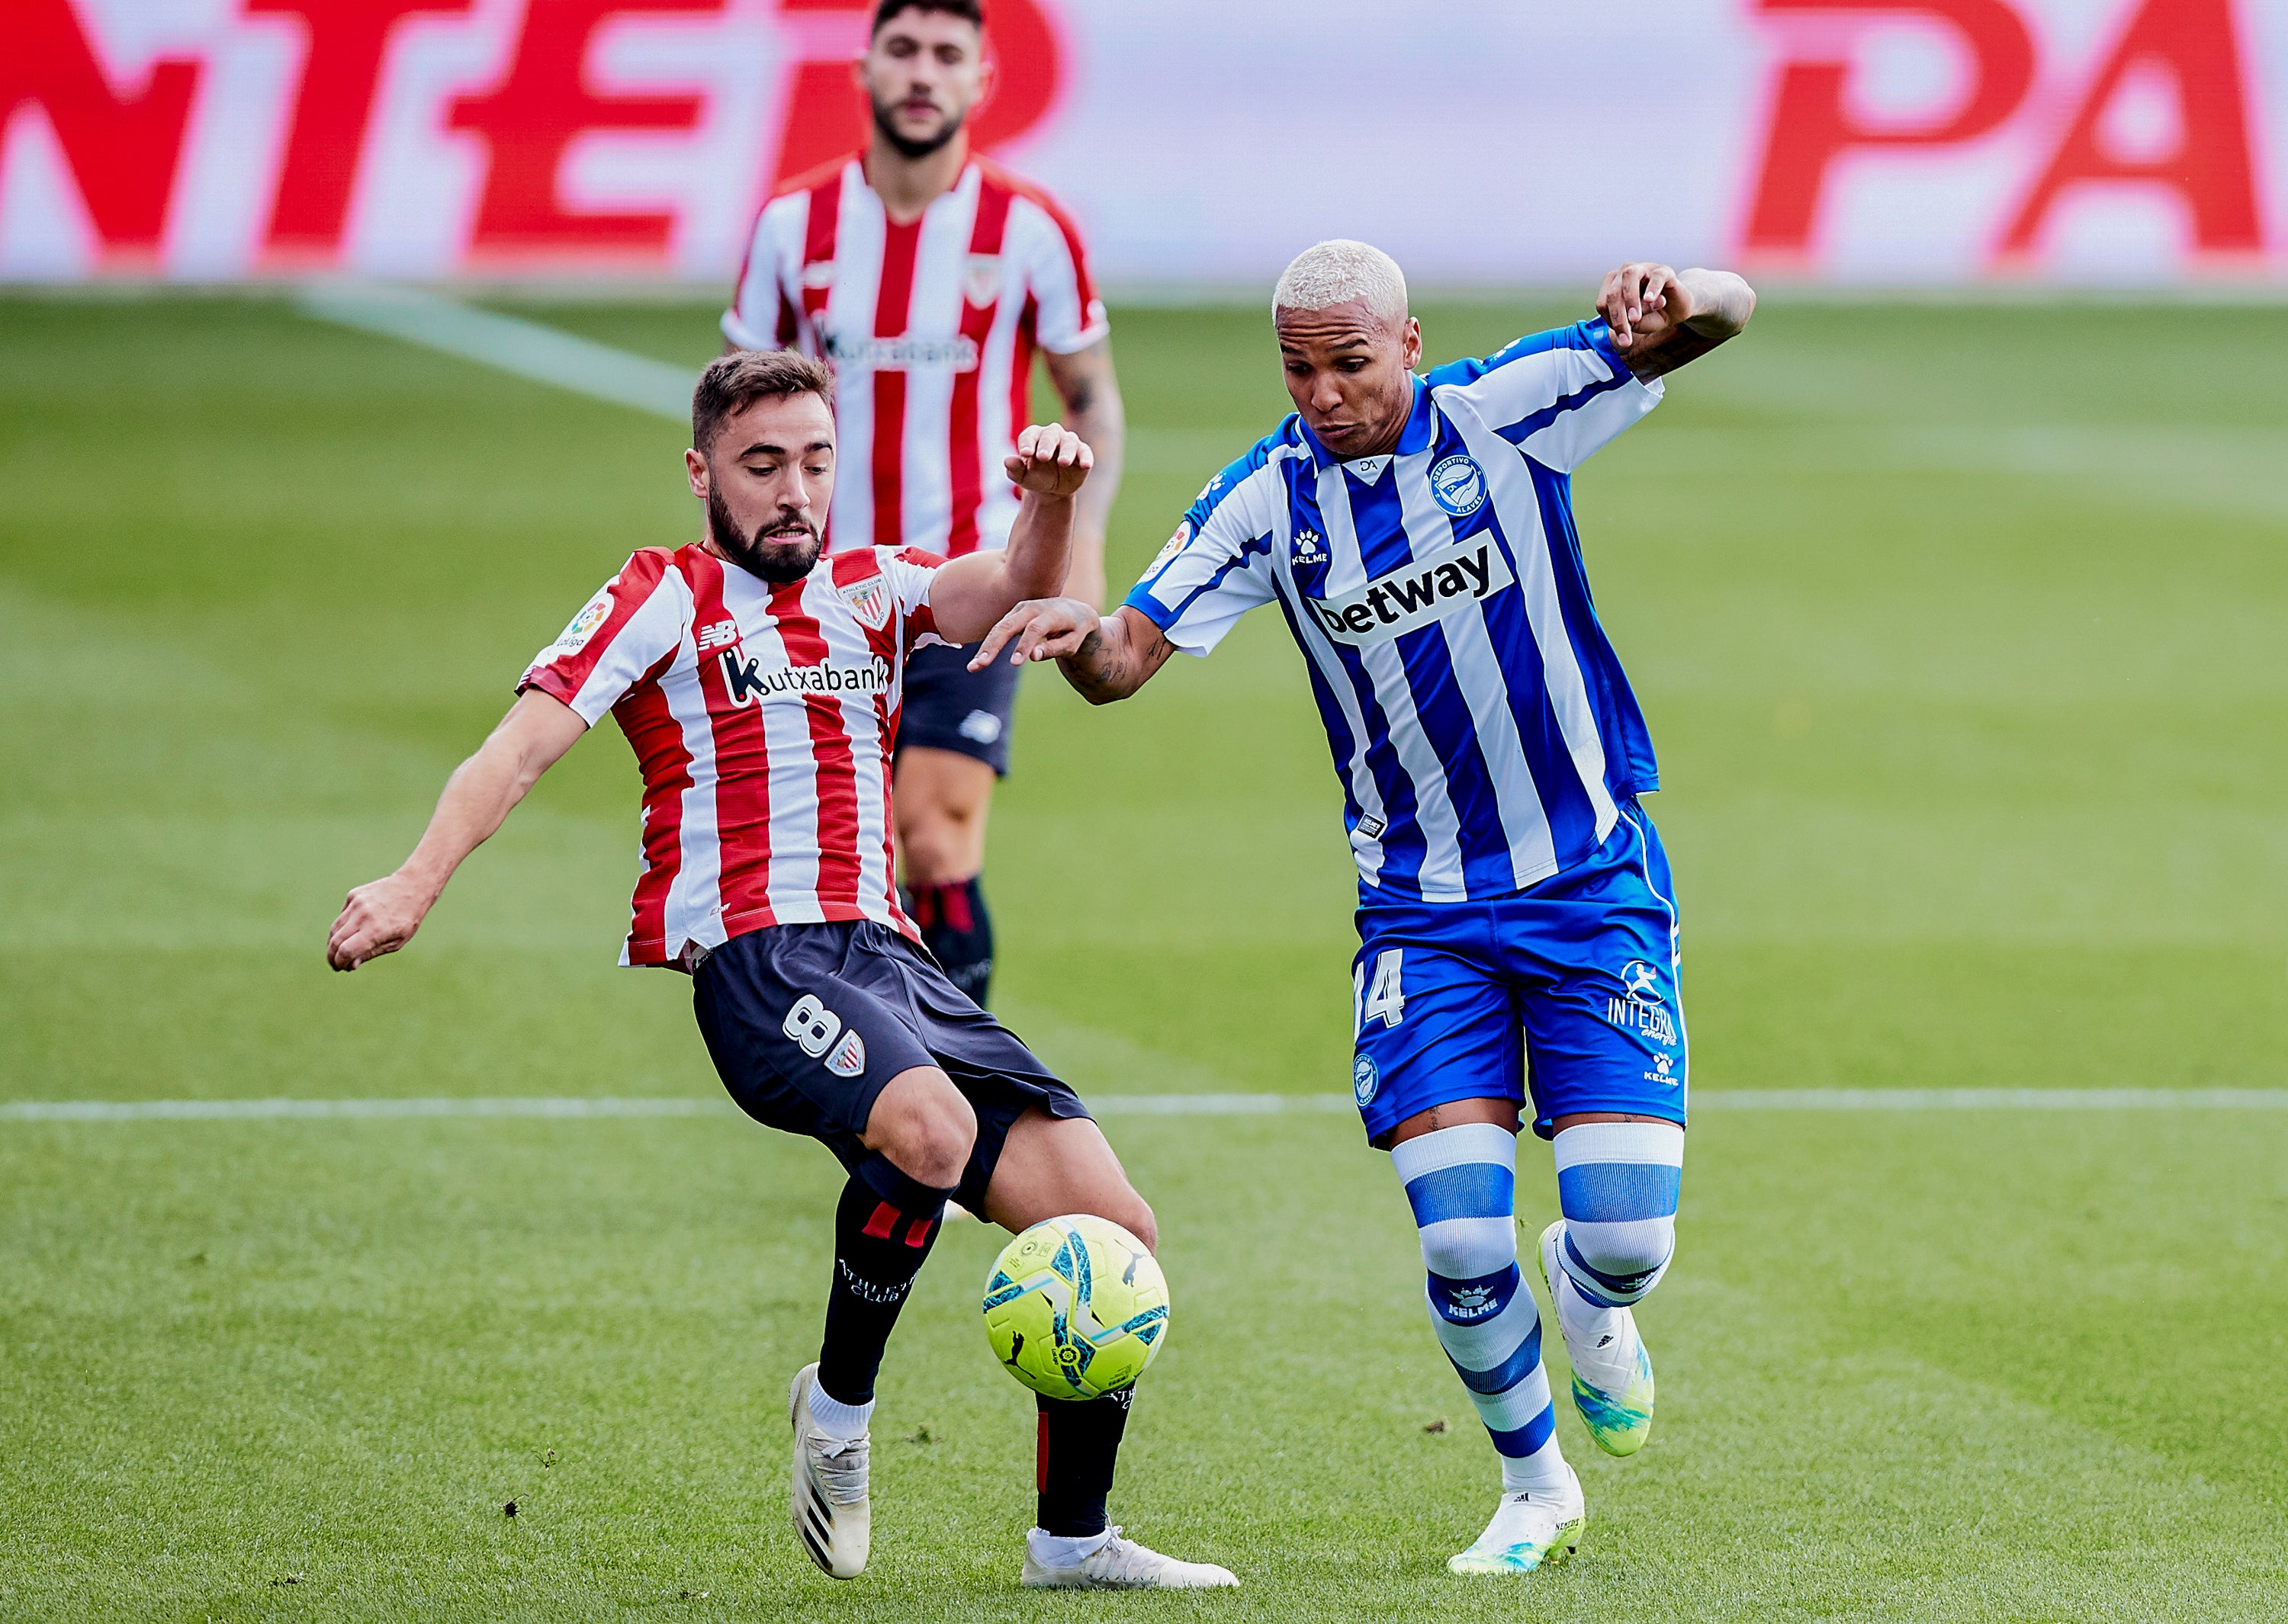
[825,1029,867,1079]
[1144,522,1191,579]
[1352,1054,1379,1107]
[545,593,613,657]
[1428,454,1486,517]
[839,576,891,631]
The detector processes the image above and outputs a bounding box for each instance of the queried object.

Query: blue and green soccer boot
[1537,1220,1656,1457]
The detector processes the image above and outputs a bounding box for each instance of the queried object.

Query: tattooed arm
[966,602,1178,705]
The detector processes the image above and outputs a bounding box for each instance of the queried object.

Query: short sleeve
[1010,191,1108,355]
[1425,319,1662,474]
[885,546,948,653]
[721,192,805,351]
[518,550,692,724]
[1122,450,1283,656]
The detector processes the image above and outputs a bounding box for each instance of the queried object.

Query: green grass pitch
[2,289,2286,1620]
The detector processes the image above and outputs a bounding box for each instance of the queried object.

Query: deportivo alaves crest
[1305,536,1513,646]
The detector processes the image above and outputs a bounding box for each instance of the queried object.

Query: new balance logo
[1305,538,1513,646]
[696,619,739,652]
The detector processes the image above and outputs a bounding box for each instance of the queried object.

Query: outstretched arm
[325,690,587,971]
[965,601,1176,704]
[1040,340,1126,610]
[1596,265,1756,380]
[927,424,1093,644]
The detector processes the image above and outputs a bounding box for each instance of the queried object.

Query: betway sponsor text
[1304,538,1513,647]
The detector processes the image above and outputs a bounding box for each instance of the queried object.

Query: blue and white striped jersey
[1125,320,1664,904]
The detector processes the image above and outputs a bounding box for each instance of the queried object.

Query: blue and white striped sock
[1390,1122,1568,1496]
[1552,1120,1685,1314]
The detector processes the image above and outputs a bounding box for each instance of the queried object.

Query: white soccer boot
[1020,1527,1239,1589]
[787,1363,870,1579]
[1447,1465,1588,1575]
[1537,1219,1657,1457]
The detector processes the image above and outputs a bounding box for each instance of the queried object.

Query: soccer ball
[982,1215,1169,1400]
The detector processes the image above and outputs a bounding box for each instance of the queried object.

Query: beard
[708,485,823,584]
[871,92,966,161]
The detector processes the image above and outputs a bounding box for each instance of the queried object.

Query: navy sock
[1035,1387,1133,1537]
[817,1154,952,1407]
[907,877,995,1006]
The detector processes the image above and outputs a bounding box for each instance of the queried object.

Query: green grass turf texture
[2,290,2285,1620]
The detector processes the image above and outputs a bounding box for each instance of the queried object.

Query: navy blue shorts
[1351,801,1689,1145]
[898,640,1022,776]
[690,921,1088,1212]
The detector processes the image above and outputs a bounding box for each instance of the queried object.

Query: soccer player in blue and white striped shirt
[973,241,1755,1575]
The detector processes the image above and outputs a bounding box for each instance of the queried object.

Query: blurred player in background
[723,0,1125,1009]
[325,353,1229,1592]
[971,243,1756,1575]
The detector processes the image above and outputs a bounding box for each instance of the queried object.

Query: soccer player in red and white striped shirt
[722,0,1126,1010]
[323,352,1232,1592]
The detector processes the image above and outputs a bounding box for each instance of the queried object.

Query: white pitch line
[298,284,694,422]
[0,1096,729,1122]
[1698,1088,2288,1110]
[4,1090,2287,1124]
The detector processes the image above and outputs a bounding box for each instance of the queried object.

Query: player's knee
[1416,1218,1516,1285]
[1563,1216,1676,1299]
[1553,1119,1684,1305]
[866,1073,978,1190]
[898,807,981,886]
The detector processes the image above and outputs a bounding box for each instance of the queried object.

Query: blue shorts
[899,640,1022,776]
[1349,801,1687,1144]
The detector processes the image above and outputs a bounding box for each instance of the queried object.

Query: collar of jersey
[1299,377,1439,471]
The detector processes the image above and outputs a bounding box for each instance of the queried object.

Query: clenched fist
[1004,422,1093,499]
[1597,262,1695,351]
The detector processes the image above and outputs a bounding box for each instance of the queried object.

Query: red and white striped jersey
[518,541,946,968]
[722,154,1107,559]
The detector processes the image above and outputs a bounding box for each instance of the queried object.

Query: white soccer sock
[1552,1120,1683,1310]
[805,1385,874,1442]
[1028,1526,1113,1567]
[1390,1123,1570,1497]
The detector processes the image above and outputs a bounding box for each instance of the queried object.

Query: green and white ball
[982,1215,1168,1400]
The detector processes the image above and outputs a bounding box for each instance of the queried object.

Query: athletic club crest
[963,254,1003,307]
[839,576,891,631]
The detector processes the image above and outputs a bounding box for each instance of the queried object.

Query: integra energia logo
[719,649,892,704]
[1304,536,1514,646]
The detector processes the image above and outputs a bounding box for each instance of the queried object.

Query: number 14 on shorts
[783,993,869,1079]
[1354,949,1405,1034]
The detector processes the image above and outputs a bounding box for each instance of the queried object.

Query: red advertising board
[2,0,2279,284]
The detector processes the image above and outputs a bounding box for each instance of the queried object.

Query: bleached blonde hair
[1271,239,1409,323]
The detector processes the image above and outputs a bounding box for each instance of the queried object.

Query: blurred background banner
[3,0,2283,287]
